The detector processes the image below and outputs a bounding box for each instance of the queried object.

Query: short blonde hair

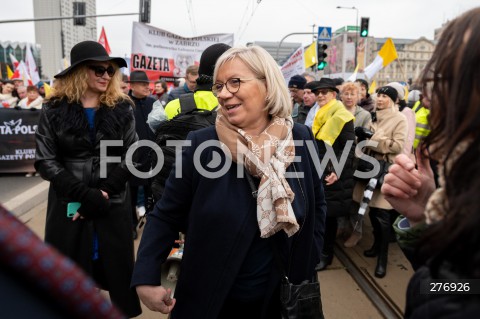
[49,62,129,108]
[341,82,360,95]
[213,46,291,118]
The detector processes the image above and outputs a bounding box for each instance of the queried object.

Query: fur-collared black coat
[128,93,156,187]
[34,98,141,317]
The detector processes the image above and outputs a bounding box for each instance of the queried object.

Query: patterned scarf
[216,107,299,238]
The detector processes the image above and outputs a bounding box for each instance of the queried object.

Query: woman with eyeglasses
[133,46,326,318]
[35,41,141,317]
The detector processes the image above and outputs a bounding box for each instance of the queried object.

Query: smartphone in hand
[67,202,81,218]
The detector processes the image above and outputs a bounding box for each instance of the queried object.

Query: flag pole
[396,58,409,84]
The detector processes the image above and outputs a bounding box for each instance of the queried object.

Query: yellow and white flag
[304,42,317,68]
[364,38,398,79]
[369,80,377,94]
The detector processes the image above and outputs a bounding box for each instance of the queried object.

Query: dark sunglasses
[88,65,116,77]
[314,89,333,96]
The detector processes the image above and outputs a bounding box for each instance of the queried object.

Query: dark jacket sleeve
[100,106,138,195]
[131,130,197,286]
[35,107,65,181]
[307,127,327,259]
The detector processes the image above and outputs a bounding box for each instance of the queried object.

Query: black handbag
[280,276,323,319]
[245,168,324,319]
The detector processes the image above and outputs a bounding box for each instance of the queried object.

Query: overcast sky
[0,0,478,57]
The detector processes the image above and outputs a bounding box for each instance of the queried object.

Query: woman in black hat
[35,41,142,317]
[310,78,356,271]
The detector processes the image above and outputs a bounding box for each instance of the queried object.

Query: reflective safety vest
[412,101,430,149]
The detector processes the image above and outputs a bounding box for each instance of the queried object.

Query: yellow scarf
[312,99,355,146]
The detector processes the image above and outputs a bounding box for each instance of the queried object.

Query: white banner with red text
[131,22,234,81]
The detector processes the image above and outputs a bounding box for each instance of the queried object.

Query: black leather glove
[52,170,109,218]
[354,126,374,142]
[77,188,109,219]
[99,166,130,196]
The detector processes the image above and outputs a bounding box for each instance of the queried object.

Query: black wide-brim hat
[126,70,151,83]
[54,41,127,78]
[309,78,339,94]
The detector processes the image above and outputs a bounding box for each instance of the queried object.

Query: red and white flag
[12,61,33,86]
[9,53,19,69]
[98,26,111,55]
[25,44,41,85]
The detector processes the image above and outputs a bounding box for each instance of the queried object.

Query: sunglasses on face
[88,65,116,77]
[315,89,332,96]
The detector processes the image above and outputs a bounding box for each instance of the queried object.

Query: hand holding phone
[67,202,81,218]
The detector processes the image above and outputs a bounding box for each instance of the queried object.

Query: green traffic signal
[360,17,370,38]
[317,43,328,70]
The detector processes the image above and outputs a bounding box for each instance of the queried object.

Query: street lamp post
[336,6,359,67]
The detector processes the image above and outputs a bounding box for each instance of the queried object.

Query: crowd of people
[1,6,479,318]
[0,78,46,109]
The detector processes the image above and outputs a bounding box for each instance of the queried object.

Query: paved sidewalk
[4,181,49,217]
[23,203,382,319]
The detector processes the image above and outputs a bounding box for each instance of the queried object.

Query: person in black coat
[34,41,141,317]
[309,78,356,271]
[132,46,326,318]
[127,70,156,239]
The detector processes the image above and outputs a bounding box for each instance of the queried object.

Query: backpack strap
[179,93,197,113]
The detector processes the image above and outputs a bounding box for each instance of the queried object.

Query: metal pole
[336,6,359,67]
[0,13,139,24]
[355,8,359,67]
[275,32,315,62]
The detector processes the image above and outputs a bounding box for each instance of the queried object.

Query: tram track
[335,243,404,319]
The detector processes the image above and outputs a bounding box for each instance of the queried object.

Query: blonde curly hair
[49,62,130,107]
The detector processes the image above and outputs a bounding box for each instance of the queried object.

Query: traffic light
[139,0,151,23]
[317,43,328,71]
[360,17,370,37]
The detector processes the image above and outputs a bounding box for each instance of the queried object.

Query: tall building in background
[33,0,96,79]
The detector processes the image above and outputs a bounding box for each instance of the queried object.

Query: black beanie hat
[377,86,398,103]
[198,43,231,78]
[355,78,369,91]
[288,75,307,89]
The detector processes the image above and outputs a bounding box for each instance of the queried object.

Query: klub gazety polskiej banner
[131,22,234,81]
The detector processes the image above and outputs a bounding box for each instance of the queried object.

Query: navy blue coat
[132,123,326,318]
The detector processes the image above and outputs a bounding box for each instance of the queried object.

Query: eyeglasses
[212,78,260,97]
[88,65,116,77]
[314,89,333,96]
